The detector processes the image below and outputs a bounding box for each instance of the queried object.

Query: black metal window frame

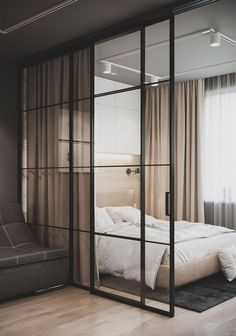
[17,0,218,318]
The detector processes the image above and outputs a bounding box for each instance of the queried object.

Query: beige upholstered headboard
[96,190,137,208]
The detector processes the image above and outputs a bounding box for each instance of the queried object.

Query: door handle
[165,192,171,216]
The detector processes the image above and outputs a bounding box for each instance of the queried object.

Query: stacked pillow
[218,246,236,281]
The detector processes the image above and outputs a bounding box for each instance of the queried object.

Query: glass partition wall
[93,20,174,315]
[20,15,175,316]
[18,0,236,317]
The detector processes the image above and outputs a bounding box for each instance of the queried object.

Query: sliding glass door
[92,16,174,315]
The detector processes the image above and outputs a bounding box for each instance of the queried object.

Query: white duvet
[96,206,234,289]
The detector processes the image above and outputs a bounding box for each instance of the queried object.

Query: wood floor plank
[0,287,235,336]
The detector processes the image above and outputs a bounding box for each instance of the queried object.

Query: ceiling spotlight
[102,61,117,75]
[103,61,111,74]
[210,30,221,47]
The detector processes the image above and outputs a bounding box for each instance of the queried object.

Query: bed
[95,205,236,289]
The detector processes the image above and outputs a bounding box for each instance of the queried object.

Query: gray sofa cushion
[0,244,68,269]
[4,222,35,247]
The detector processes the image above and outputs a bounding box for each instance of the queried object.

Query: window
[203,74,236,203]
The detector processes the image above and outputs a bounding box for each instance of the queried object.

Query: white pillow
[218,246,236,281]
[95,207,114,232]
[106,206,141,225]
[106,208,124,224]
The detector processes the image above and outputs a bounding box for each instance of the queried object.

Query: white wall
[95,76,140,156]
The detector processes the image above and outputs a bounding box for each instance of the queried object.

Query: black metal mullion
[90,44,95,292]
[69,52,74,284]
[94,84,141,99]
[22,101,70,113]
[22,163,171,170]
[21,96,92,113]
[140,27,146,306]
[169,14,175,318]
[17,67,23,204]
[27,222,69,231]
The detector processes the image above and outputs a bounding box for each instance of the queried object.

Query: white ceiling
[95,0,236,84]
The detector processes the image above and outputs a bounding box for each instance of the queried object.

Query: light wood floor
[0,287,236,336]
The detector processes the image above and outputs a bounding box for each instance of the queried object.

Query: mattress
[162,231,236,265]
[156,254,221,288]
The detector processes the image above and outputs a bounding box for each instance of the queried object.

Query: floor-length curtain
[145,85,169,219]
[23,55,70,247]
[73,48,91,287]
[175,79,204,222]
[203,73,236,229]
[145,79,205,222]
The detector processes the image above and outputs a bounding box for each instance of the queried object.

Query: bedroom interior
[1,0,235,321]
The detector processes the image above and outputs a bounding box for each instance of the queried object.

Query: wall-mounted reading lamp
[126,167,141,176]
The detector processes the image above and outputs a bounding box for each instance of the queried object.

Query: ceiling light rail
[100,27,236,63]
[100,27,236,84]
[101,60,161,84]
[0,0,78,34]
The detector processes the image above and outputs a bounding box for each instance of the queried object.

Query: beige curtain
[23,49,91,285]
[145,85,169,219]
[145,79,205,223]
[72,49,91,287]
[23,55,70,248]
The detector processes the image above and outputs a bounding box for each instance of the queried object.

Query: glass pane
[145,166,170,243]
[24,55,69,110]
[95,235,140,301]
[73,100,90,169]
[95,31,140,95]
[73,48,91,100]
[175,0,236,82]
[74,231,90,287]
[74,172,90,231]
[144,241,170,312]
[26,168,69,228]
[95,167,141,238]
[22,112,27,169]
[22,169,27,221]
[145,20,169,85]
[26,104,69,168]
[145,83,170,165]
[95,90,140,166]
[30,225,69,250]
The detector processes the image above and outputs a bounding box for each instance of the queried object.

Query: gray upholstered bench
[0,203,69,300]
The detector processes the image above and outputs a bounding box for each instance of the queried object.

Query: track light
[103,61,111,74]
[210,30,221,47]
[102,61,117,75]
